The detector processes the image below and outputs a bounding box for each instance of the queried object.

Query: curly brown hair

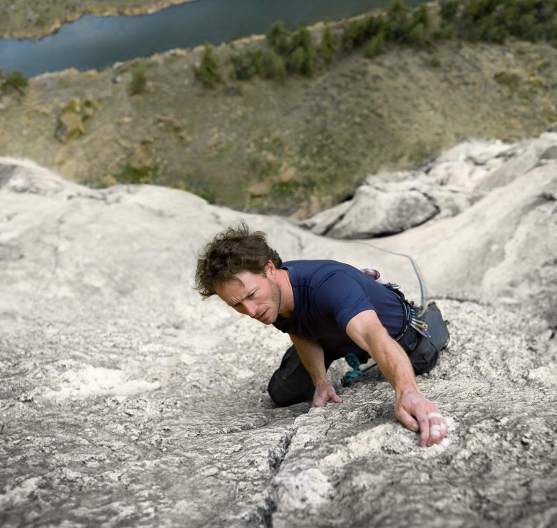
[195,221,282,298]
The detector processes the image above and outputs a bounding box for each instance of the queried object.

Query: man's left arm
[346,309,447,447]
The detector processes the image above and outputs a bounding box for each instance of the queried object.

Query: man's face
[215,270,282,325]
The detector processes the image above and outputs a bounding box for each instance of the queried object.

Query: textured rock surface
[326,184,439,239]
[1,156,556,527]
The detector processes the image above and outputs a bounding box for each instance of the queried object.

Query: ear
[266,259,277,275]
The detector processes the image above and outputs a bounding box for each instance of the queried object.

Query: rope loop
[342,353,363,386]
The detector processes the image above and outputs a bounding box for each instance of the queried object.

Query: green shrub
[440,1,459,21]
[113,164,153,184]
[129,66,147,95]
[503,0,555,41]
[432,27,456,40]
[384,0,413,44]
[248,49,266,74]
[413,4,432,29]
[290,26,312,52]
[408,22,428,47]
[341,15,385,51]
[260,50,287,79]
[320,26,338,65]
[230,51,257,80]
[461,0,500,24]
[494,70,522,89]
[195,42,221,88]
[365,30,386,57]
[287,46,306,73]
[362,15,386,40]
[342,20,367,50]
[266,20,290,54]
[0,69,28,95]
[231,49,286,80]
[287,27,314,76]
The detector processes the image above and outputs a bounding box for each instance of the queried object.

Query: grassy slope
[0,0,192,39]
[1,37,556,217]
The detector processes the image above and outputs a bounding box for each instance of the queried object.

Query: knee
[267,371,289,407]
[267,370,313,407]
[412,347,439,375]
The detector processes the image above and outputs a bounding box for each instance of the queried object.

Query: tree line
[195,0,557,87]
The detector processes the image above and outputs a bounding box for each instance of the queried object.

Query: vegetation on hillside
[1,0,556,218]
[129,66,148,95]
[195,43,221,88]
[0,69,28,95]
[198,0,557,87]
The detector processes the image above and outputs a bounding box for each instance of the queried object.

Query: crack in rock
[235,427,296,528]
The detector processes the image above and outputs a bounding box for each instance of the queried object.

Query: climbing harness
[383,283,430,340]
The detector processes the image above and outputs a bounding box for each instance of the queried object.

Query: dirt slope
[1,36,556,217]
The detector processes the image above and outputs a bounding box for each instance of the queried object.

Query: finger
[427,420,448,445]
[428,424,443,445]
[331,393,342,403]
[426,412,448,445]
[395,406,419,433]
[416,411,430,447]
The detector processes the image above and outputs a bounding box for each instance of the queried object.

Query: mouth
[257,309,268,321]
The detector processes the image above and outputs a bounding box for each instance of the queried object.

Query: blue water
[0,0,424,77]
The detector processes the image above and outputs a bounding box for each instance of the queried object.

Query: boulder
[327,184,439,239]
[249,180,273,197]
[55,111,85,144]
[280,166,297,184]
[303,176,481,235]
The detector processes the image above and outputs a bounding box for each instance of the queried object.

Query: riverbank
[0,0,194,39]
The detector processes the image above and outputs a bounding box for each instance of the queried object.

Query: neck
[277,268,294,318]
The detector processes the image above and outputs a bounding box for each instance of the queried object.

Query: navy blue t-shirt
[273,260,405,357]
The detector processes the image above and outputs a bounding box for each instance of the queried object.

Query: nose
[242,301,258,318]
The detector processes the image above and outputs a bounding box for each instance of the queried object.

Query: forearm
[346,310,447,446]
[290,334,342,408]
[368,334,420,398]
[346,310,420,397]
[289,335,327,386]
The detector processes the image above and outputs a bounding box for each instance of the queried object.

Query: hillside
[1,30,556,217]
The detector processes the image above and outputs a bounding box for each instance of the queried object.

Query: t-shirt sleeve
[314,272,376,331]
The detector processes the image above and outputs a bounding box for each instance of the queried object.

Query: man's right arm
[289,334,342,407]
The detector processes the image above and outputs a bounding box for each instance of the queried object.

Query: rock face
[1,154,556,527]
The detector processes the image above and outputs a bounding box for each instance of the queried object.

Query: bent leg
[268,345,338,407]
[421,302,450,352]
[398,302,449,375]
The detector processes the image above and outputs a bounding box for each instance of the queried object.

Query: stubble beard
[267,278,282,324]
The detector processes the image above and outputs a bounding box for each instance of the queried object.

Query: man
[195,222,450,447]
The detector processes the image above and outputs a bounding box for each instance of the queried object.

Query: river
[0,0,425,77]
